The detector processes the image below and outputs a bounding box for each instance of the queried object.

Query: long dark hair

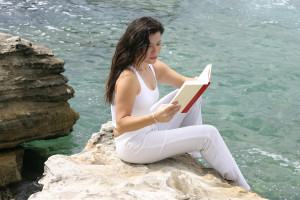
[105,16,164,104]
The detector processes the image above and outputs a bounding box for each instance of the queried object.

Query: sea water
[0,0,299,199]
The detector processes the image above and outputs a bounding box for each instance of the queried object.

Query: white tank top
[111,64,159,128]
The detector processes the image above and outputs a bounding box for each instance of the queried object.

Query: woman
[105,16,250,191]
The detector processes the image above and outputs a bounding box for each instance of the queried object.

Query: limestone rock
[0,148,24,187]
[0,33,53,56]
[0,33,79,149]
[29,122,266,200]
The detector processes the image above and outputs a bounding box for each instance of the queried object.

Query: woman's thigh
[123,124,219,164]
[155,96,203,131]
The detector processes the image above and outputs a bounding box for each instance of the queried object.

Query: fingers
[170,103,181,114]
[155,103,181,122]
[165,102,181,116]
[171,101,178,105]
[163,102,179,112]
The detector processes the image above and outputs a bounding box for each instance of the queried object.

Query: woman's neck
[134,62,149,72]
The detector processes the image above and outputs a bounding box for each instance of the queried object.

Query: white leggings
[114,90,250,190]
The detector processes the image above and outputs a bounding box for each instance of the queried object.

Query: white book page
[172,84,203,113]
[197,63,212,84]
[170,63,212,111]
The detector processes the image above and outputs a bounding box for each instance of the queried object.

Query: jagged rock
[0,33,79,149]
[0,33,79,187]
[0,33,53,56]
[29,122,266,200]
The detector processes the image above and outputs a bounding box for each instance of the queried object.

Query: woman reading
[105,16,250,191]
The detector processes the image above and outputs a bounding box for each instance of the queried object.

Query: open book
[170,64,212,113]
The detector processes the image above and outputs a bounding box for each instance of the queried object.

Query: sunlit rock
[29,122,266,200]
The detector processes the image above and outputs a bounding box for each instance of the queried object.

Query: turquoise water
[1,0,299,199]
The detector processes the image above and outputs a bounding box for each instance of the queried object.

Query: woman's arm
[153,60,195,88]
[114,69,180,135]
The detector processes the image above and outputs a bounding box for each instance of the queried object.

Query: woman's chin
[149,59,157,64]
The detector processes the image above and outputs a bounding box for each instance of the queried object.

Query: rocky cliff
[29,122,266,200]
[0,33,79,187]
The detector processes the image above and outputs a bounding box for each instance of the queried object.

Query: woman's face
[141,31,162,65]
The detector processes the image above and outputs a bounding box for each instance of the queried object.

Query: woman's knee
[196,125,223,152]
[205,125,221,139]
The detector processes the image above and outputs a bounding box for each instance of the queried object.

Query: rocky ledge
[29,122,266,200]
[0,33,79,187]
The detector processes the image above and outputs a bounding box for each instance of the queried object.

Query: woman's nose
[152,46,157,53]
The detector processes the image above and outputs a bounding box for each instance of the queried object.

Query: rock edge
[29,122,266,200]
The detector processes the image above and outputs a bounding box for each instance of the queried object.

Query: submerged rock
[29,122,266,200]
[0,33,79,187]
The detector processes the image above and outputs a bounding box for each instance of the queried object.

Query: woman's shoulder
[120,67,135,77]
[116,67,139,89]
[115,67,140,95]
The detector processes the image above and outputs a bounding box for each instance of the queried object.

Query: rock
[0,33,53,56]
[0,33,79,149]
[0,187,12,200]
[0,32,79,188]
[29,122,266,200]
[0,148,24,187]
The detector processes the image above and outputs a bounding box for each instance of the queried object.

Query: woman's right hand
[153,101,181,123]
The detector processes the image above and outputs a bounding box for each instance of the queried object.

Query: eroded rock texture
[0,33,79,149]
[0,148,24,187]
[0,33,79,187]
[29,122,266,200]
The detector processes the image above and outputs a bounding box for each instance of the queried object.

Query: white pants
[114,90,250,190]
